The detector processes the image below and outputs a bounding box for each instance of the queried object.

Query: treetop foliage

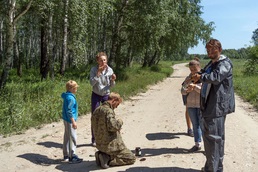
[1,0,213,86]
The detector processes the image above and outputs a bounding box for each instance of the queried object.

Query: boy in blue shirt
[61,80,83,164]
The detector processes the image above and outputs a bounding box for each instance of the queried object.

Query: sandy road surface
[0,63,258,172]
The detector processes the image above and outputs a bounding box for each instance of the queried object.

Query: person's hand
[187,83,195,93]
[111,74,116,81]
[191,73,201,83]
[98,64,107,72]
[72,122,77,129]
[97,64,107,76]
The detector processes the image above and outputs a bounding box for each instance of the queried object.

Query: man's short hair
[205,39,222,49]
[108,92,123,103]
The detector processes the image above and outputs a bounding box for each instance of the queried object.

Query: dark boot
[99,152,110,169]
[95,151,100,166]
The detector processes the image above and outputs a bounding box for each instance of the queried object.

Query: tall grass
[0,61,173,135]
[232,59,258,108]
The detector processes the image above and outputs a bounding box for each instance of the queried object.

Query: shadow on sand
[146,132,187,140]
[117,166,200,172]
[17,137,203,172]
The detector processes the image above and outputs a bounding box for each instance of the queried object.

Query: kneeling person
[91,92,136,169]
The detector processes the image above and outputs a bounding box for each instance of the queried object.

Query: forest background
[0,0,257,136]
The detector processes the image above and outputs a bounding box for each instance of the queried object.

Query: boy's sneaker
[188,145,201,153]
[63,156,69,162]
[69,155,83,164]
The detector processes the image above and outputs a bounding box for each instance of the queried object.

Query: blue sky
[188,0,258,54]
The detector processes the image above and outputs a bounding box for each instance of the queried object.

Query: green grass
[232,59,258,108]
[0,61,173,136]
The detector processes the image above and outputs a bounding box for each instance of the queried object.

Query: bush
[244,46,258,76]
[150,65,161,72]
[233,59,258,109]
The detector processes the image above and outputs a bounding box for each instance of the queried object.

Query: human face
[71,87,78,94]
[111,99,121,109]
[206,45,221,61]
[189,65,200,75]
[97,55,107,67]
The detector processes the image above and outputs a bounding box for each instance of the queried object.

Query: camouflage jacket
[91,101,126,154]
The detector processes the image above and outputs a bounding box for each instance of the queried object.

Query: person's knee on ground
[108,149,136,167]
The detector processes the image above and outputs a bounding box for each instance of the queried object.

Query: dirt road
[1,63,258,172]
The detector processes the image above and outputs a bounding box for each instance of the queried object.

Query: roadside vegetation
[0,61,173,136]
[234,60,258,107]
[233,47,258,109]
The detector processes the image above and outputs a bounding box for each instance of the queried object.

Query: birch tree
[59,0,69,76]
[0,0,33,89]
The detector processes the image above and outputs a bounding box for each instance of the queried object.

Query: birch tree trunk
[59,0,69,76]
[0,0,32,89]
[48,14,55,80]
[0,20,3,64]
[109,0,129,68]
[0,0,15,89]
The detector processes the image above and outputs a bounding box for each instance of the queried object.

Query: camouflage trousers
[108,148,136,166]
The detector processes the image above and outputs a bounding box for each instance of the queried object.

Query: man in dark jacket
[91,92,136,169]
[192,39,235,172]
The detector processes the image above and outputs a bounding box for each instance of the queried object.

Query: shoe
[99,153,110,169]
[63,156,69,162]
[187,128,194,137]
[95,151,100,166]
[69,155,83,164]
[188,145,201,153]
